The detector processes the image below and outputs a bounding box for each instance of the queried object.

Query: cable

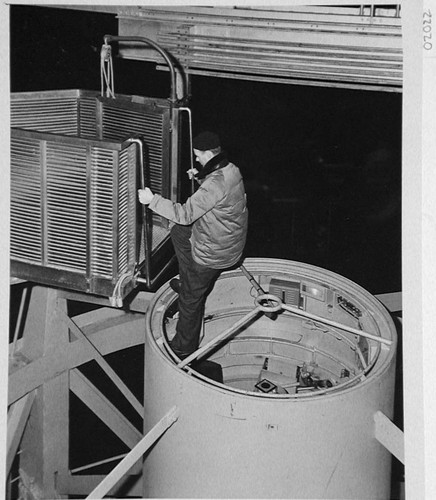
[110,272,132,308]
[100,43,115,98]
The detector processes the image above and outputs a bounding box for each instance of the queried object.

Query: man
[138,131,248,360]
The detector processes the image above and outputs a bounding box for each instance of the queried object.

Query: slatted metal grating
[11,89,178,299]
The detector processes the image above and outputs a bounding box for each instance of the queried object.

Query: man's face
[193,148,209,167]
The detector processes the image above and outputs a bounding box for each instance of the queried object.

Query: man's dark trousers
[169,224,221,358]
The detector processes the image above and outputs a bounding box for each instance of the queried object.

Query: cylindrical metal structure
[144,258,397,499]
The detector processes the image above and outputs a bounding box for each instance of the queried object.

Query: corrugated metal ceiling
[50,4,403,91]
[116,5,402,92]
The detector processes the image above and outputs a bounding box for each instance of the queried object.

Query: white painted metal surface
[143,258,397,499]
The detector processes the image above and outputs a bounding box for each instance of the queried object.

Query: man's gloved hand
[138,187,155,205]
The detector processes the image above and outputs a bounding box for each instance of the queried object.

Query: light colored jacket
[149,162,248,268]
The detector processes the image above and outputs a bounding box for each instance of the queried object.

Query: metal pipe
[281,302,392,346]
[103,36,178,199]
[307,320,368,370]
[178,306,262,368]
[104,38,187,291]
[239,264,264,295]
[103,35,177,104]
[178,293,389,372]
[70,453,129,475]
[239,264,277,319]
[178,107,195,194]
[128,137,152,289]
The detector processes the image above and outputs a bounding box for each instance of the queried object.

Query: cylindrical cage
[144,258,397,499]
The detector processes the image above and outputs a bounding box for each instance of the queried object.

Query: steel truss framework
[7,284,157,499]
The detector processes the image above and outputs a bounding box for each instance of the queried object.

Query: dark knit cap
[192,131,220,151]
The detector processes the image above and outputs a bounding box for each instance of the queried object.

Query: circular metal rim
[145,258,398,401]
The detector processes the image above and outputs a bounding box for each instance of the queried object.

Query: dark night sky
[10,5,402,294]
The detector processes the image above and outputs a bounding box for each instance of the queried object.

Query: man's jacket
[149,161,248,269]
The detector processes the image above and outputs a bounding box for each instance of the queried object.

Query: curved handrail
[103,34,178,104]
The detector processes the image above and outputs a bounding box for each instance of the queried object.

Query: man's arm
[138,178,224,225]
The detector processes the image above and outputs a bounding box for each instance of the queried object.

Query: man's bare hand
[138,187,154,205]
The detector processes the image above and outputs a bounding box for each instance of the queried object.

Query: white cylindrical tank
[143,258,397,499]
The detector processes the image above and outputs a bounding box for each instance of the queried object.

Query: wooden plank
[19,374,70,498]
[374,410,405,464]
[375,292,402,313]
[57,287,153,314]
[86,406,179,499]
[6,391,36,475]
[19,289,71,498]
[70,369,142,449]
[8,316,144,405]
[43,372,70,491]
[19,286,56,360]
[126,290,155,313]
[73,309,144,336]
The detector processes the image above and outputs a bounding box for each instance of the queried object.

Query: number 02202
[423,9,433,51]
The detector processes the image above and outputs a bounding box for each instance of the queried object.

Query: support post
[6,390,36,476]
[18,287,70,499]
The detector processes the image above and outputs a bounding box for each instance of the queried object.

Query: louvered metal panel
[10,89,179,299]
[10,127,138,297]
[11,92,80,135]
[117,5,402,91]
[116,146,137,276]
[90,147,115,277]
[79,96,98,139]
[46,142,88,271]
[99,99,167,194]
[10,135,43,262]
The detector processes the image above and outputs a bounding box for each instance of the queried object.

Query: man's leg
[169,225,220,358]
[170,224,193,277]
